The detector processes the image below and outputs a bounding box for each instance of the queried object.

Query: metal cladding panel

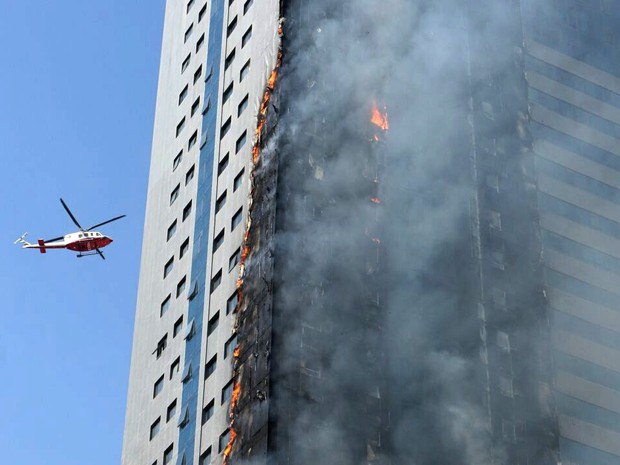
[522,1,620,463]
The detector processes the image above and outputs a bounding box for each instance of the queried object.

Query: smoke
[252,1,555,464]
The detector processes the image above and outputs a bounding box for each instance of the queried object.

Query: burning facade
[124,0,620,464]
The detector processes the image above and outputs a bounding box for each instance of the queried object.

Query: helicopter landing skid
[76,248,106,260]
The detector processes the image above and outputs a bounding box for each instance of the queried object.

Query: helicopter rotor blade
[44,236,65,243]
[87,215,126,231]
[60,198,84,230]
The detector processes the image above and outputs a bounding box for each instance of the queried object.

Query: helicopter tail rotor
[14,232,31,246]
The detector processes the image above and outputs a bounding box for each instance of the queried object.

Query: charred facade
[229,1,559,465]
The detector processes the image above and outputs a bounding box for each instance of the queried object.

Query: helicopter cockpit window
[79,234,83,238]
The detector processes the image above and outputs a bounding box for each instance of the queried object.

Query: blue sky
[0,2,165,464]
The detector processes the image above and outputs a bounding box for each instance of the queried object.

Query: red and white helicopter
[14,198,125,260]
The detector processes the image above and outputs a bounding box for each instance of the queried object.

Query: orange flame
[233,346,241,358]
[371,197,381,204]
[223,427,237,458]
[231,382,241,409]
[371,102,389,131]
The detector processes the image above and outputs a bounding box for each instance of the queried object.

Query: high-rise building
[121,1,280,464]
[522,2,620,463]
[123,1,620,465]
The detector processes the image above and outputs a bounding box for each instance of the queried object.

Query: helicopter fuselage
[20,231,112,253]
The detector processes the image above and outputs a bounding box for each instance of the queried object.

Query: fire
[223,43,283,465]
[371,102,389,131]
[231,382,241,409]
[223,427,237,458]
[370,197,381,204]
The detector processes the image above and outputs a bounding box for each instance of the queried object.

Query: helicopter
[14,198,125,260]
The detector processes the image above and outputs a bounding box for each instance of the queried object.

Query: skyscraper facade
[121,1,280,464]
[522,2,620,463]
[123,2,620,465]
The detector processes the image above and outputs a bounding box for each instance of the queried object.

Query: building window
[173,316,183,337]
[202,399,215,424]
[176,276,187,298]
[170,184,180,205]
[489,210,502,230]
[155,334,168,358]
[163,444,174,465]
[176,117,186,137]
[191,97,201,116]
[204,64,213,84]
[497,331,510,352]
[223,82,234,104]
[243,0,253,14]
[193,65,203,84]
[200,131,208,149]
[182,201,192,221]
[173,150,183,171]
[164,257,174,278]
[220,117,232,139]
[221,380,234,405]
[224,333,238,358]
[150,417,161,440]
[186,0,195,13]
[219,429,230,453]
[182,53,191,73]
[180,237,190,259]
[215,191,227,213]
[166,399,177,422]
[224,48,236,70]
[178,85,188,105]
[196,33,205,53]
[160,295,171,317]
[184,23,194,43]
[185,320,197,342]
[213,229,225,252]
[170,357,181,379]
[202,95,211,115]
[181,361,193,383]
[489,287,507,309]
[199,448,211,465]
[210,269,222,293]
[239,59,250,81]
[486,174,500,193]
[227,16,237,37]
[231,207,243,231]
[153,374,164,398]
[233,168,244,191]
[218,153,229,175]
[229,248,241,272]
[205,355,217,379]
[207,311,219,335]
[241,25,252,47]
[167,220,177,241]
[499,376,514,397]
[237,94,248,116]
[198,3,207,22]
[188,130,198,150]
[235,130,247,153]
[226,291,239,314]
[185,165,195,185]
